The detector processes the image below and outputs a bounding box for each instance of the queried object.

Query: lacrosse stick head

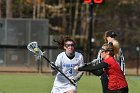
[90,58,101,66]
[85,58,101,65]
[27,41,43,56]
[91,59,100,64]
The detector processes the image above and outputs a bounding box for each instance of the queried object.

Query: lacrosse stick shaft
[42,55,76,86]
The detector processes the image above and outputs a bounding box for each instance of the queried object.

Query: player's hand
[74,66,79,70]
[70,76,76,83]
[71,78,76,83]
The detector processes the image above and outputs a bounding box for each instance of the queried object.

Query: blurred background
[0,0,140,76]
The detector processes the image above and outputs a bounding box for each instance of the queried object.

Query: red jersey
[103,57,128,90]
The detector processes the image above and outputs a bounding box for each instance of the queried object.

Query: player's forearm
[91,69,104,76]
[78,62,108,72]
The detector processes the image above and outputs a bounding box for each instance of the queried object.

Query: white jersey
[51,51,84,93]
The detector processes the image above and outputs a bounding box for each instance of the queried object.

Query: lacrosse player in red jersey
[96,30,126,93]
[77,43,128,93]
[51,36,84,93]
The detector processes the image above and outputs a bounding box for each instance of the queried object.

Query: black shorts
[108,86,128,93]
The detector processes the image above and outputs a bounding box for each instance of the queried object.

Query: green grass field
[0,73,139,93]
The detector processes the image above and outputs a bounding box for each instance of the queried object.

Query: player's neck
[65,52,75,59]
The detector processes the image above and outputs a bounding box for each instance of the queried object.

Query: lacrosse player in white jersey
[51,36,84,93]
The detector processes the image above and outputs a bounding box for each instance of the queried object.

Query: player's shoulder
[75,51,82,55]
[75,51,83,57]
[57,52,65,57]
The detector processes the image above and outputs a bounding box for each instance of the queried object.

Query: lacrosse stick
[85,58,101,65]
[27,41,76,86]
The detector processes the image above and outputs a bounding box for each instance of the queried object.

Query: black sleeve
[78,62,108,72]
[91,69,104,76]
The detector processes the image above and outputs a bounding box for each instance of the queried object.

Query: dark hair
[106,30,117,38]
[104,30,117,42]
[53,36,76,48]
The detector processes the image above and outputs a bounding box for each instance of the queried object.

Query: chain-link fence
[0,19,52,73]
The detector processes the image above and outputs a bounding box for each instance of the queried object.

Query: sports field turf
[0,74,139,93]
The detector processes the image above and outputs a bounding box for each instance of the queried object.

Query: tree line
[0,0,140,47]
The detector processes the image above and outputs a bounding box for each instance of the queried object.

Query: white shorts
[51,85,77,93]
